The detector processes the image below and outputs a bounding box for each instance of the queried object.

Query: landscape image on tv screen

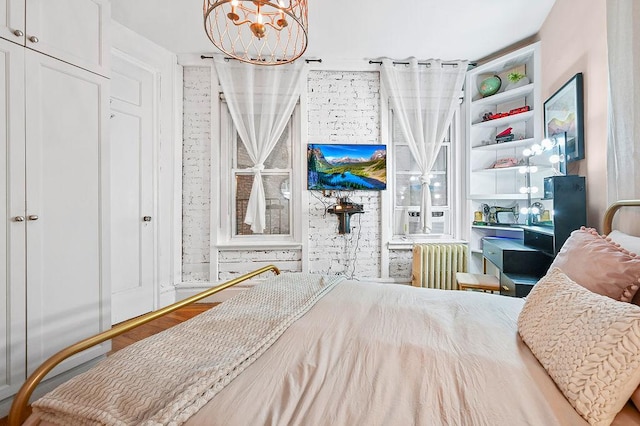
[307,144,387,190]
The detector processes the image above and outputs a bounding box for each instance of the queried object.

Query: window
[391,110,459,238]
[219,102,299,243]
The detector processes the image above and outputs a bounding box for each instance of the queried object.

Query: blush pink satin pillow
[550,227,640,302]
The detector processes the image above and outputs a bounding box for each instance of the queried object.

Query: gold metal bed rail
[8,264,281,426]
[603,199,640,235]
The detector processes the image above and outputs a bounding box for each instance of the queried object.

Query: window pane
[235,124,291,170]
[235,174,291,235]
[430,173,448,206]
[395,145,419,172]
[391,107,455,237]
[392,113,407,143]
[395,173,447,207]
[265,124,290,169]
[431,147,447,172]
[236,137,253,168]
[394,143,447,173]
[394,209,448,235]
[395,174,421,206]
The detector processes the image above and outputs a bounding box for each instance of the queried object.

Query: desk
[482,237,553,297]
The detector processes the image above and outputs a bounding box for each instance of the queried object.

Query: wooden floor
[109,303,217,353]
[0,303,217,426]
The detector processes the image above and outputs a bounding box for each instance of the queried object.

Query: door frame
[109,48,157,324]
[111,20,183,317]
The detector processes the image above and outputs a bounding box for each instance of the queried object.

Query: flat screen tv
[307,144,387,191]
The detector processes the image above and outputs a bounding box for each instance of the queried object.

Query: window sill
[215,242,303,251]
[387,237,468,250]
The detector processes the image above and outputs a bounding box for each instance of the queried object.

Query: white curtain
[607,0,640,206]
[381,58,468,233]
[214,57,305,233]
[607,0,640,235]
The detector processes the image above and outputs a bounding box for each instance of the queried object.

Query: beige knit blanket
[33,273,345,426]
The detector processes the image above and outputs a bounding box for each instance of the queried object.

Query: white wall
[306,71,382,279]
[181,64,414,285]
[182,66,212,283]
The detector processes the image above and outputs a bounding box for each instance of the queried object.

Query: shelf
[466,42,542,272]
[472,225,524,232]
[471,83,535,107]
[471,110,534,128]
[472,164,553,174]
[469,193,530,200]
[473,165,523,174]
[472,138,535,151]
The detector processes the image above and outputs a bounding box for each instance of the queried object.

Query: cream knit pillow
[518,268,640,425]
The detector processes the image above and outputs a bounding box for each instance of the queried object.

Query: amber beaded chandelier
[203,0,308,65]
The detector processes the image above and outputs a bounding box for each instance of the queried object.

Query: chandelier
[203,0,308,65]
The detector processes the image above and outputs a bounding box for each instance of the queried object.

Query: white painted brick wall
[389,249,413,280]
[307,71,381,278]
[308,71,379,144]
[181,67,416,283]
[182,66,212,282]
[217,250,302,281]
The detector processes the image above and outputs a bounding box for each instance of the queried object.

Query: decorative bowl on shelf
[479,75,501,97]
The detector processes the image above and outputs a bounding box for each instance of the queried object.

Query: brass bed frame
[8,264,280,426]
[603,199,640,235]
[7,199,640,424]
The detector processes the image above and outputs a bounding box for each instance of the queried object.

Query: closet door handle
[28,35,38,43]
[13,216,25,222]
[13,29,23,37]
[28,215,39,221]
[143,216,152,222]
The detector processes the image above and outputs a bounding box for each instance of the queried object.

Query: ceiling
[110,0,557,62]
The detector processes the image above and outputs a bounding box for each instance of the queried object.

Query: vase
[479,75,501,97]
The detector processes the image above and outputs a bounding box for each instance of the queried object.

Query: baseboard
[174,283,252,303]
[0,356,103,419]
[158,286,177,309]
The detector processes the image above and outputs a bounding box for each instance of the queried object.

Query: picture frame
[543,72,584,163]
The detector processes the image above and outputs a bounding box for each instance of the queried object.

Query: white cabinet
[465,42,553,269]
[25,49,110,375]
[0,0,24,45]
[0,0,109,77]
[0,38,26,403]
[0,3,109,410]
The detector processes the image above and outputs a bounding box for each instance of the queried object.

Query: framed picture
[543,72,584,162]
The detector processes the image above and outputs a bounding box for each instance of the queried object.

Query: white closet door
[110,52,155,324]
[25,0,110,77]
[0,0,25,45]
[25,50,110,375]
[0,38,25,401]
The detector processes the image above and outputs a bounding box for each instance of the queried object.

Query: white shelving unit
[465,42,548,272]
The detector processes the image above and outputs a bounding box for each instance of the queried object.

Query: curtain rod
[200,55,322,63]
[369,60,454,67]
[369,60,478,69]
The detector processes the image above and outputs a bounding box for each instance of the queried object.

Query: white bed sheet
[27,279,640,425]
[186,280,590,426]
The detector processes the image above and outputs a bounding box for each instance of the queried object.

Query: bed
[9,200,640,426]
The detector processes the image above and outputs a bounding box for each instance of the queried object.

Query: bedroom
[1,0,639,424]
